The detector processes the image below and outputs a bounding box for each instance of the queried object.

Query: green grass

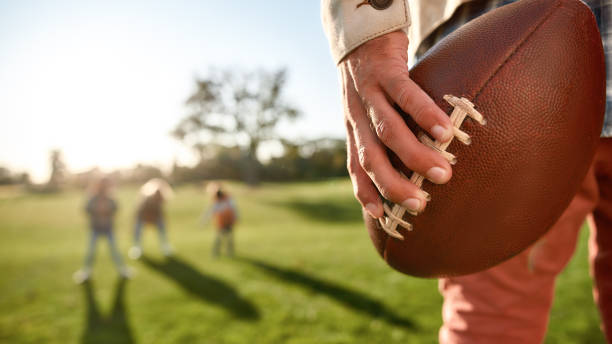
[0,179,604,343]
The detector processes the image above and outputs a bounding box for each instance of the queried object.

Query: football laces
[379,95,486,240]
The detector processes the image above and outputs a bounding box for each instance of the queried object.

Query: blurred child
[73,176,131,284]
[202,186,238,257]
[128,178,174,260]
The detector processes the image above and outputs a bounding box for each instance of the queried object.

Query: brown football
[365,0,605,277]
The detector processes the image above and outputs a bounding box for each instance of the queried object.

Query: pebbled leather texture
[365,0,606,277]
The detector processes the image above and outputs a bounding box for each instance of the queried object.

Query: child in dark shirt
[128,178,174,260]
[73,177,130,283]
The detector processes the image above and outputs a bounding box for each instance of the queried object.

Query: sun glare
[0,12,194,182]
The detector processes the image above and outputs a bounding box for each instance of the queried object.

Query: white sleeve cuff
[321,0,411,65]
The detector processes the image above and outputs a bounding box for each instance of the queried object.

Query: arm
[322,0,453,218]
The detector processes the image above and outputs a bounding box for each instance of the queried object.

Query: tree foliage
[170,138,347,184]
[173,68,300,185]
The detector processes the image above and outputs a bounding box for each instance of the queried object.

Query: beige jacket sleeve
[321,0,411,64]
[407,0,471,65]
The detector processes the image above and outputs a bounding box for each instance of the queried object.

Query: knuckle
[347,156,360,175]
[374,118,394,144]
[388,72,410,91]
[377,185,394,201]
[357,146,374,172]
[346,158,353,172]
[396,86,414,110]
[354,188,369,204]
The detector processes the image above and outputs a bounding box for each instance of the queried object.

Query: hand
[340,31,454,218]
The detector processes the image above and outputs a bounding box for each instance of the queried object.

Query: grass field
[0,179,605,343]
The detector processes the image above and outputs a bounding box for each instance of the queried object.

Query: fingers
[339,31,456,219]
[352,117,428,214]
[342,67,383,218]
[381,70,454,143]
[345,120,383,218]
[364,89,452,184]
[344,77,429,214]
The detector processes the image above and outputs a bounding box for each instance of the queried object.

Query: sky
[0,1,344,182]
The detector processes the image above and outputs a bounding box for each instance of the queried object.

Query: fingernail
[426,167,450,184]
[431,125,452,142]
[365,203,380,218]
[401,198,421,212]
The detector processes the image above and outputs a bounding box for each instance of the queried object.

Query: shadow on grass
[141,255,260,321]
[238,256,417,330]
[269,198,363,223]
[81,278,134,344]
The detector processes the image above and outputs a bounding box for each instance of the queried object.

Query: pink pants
[439,138,612,343]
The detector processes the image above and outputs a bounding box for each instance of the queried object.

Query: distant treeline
[1,137,347,191]
[171,138,347,184]
[0,166,29,186]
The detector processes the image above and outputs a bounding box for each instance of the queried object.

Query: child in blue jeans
[73,177,131,284]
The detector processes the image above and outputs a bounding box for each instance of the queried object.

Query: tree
[0,167,12,185]
[173,68,300,185]
[47,149,67,190]
[263,138,347,181]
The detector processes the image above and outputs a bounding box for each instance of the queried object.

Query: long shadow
[268,198,363,223]
[141,255,259,321]
[81,278,134,344]
[238,256,417,329]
